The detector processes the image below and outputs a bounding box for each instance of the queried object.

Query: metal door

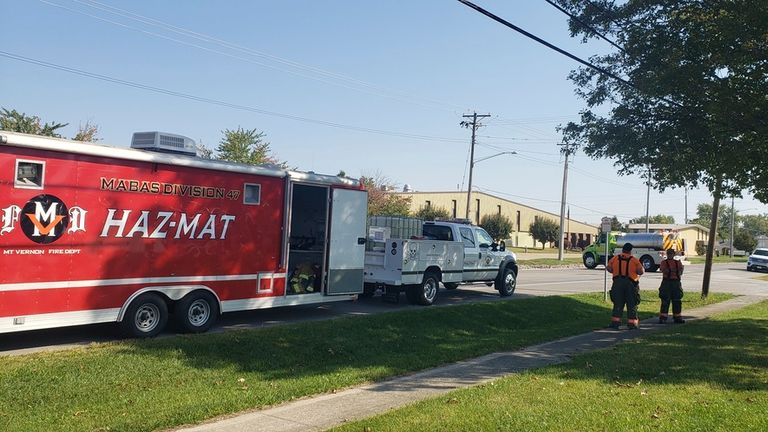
[326,188,367,295]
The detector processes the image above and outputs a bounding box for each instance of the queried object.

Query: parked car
[746,248,768,272]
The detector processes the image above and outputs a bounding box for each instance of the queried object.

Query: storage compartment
[287,184,328,294]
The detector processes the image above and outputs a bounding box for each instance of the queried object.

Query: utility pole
[645,167,651,233]
[461,112,490,222]
[730,195,735,257]
[557,142,571,260]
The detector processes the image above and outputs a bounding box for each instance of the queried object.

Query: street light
[465,151,516,222]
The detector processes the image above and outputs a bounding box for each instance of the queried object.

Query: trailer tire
[495,267,517,297]
[443,282,459,290]
[121,293,168,338]
[583,252,598,269]
[176,291,219,333]
[414,272,439,306]
[640,255,657,272]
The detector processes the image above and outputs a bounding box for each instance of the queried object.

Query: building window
[497,205,502,215]
[516,211,521,231]
[451,200,457,218]
[425,200,431,208]
[475,199,480,225]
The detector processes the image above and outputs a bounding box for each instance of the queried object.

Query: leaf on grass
[636,379,643,386]
[73,410,87,417]
[446,398,460,404]
[651,413,660,419]
[745,397,756,403]
[237,377,246,383]
[641,390,648,396]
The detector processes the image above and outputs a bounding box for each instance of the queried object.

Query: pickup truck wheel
[640,255,657,272]
[443,282,459,290]
[495,267,517,297]
[583,252,598,269]
[121,293,168,338]
[415,272,439,306]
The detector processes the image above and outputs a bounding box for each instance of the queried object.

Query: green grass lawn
[0,292,732,432]
[333,300,768,432]
[517,257,583,266]
[686,255,748,264]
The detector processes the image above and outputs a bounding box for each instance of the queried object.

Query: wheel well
[424,266,442,280]
[117,286,221,322]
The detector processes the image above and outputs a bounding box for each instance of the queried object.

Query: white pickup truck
[363,220,519,305]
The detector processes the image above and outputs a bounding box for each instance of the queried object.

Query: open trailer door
[326,188,367,295]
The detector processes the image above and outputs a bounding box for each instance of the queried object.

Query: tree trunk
[702,191,721,298]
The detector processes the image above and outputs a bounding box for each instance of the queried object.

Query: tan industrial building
[395,191,598,248]
[626,223,709,256]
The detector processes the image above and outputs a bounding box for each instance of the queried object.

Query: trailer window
[15,160,45,189]
[243,183,261,205]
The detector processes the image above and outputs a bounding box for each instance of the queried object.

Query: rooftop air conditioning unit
[130,131,197,156]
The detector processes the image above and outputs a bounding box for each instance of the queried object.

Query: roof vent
[131,132,197,156]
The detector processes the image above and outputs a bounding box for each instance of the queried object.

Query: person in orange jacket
[658,248,685,323]
[606,242,645,329]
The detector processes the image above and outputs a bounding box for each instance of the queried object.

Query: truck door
[459,226,480,281]
[326,188,367,295]
[475,227,500,280]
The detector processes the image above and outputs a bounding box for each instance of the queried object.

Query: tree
[72,121,100,142]
[557,1,768,297]
[529,218,559,249]
[0,108,67,137]
[361,174,411,217]
[216,127,284,166]
[414,205,450,221]
[741,214,768,238]
[734,229,757,253]
[480,213,514,241]
[629,215,675,225]
[610,216,623,232]
[690,203,739,240]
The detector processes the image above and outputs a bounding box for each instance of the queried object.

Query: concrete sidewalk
[173,295,765,432]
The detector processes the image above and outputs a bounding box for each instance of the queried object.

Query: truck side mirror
[499,240,506,252]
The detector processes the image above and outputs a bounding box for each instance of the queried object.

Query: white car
[746,248,768,272]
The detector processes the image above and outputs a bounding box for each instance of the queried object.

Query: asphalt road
[1,263,765,356]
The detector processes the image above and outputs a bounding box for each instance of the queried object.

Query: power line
[541,0,626,53]
[0,50,473,143]
[40,0,467,114]
[455,0,683,108]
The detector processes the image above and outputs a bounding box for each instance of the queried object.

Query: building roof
[396,190,598,228]
[626,223,709,233]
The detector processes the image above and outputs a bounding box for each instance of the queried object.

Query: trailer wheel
[495,267,517,297]
[640,255,657,272]
[415,272,439,306]
[583,252,598,269]
[121,293,168,338]
[176,291,219,333]
[443,282,459,290]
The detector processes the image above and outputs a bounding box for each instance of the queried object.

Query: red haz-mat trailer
[0,131,368,337]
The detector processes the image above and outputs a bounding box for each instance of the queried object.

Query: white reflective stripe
[0,308,120,334]
[0,273,286,292]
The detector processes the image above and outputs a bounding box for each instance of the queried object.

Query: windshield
[753,249,768,257]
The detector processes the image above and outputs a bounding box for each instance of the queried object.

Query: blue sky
[2,0,766,225]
